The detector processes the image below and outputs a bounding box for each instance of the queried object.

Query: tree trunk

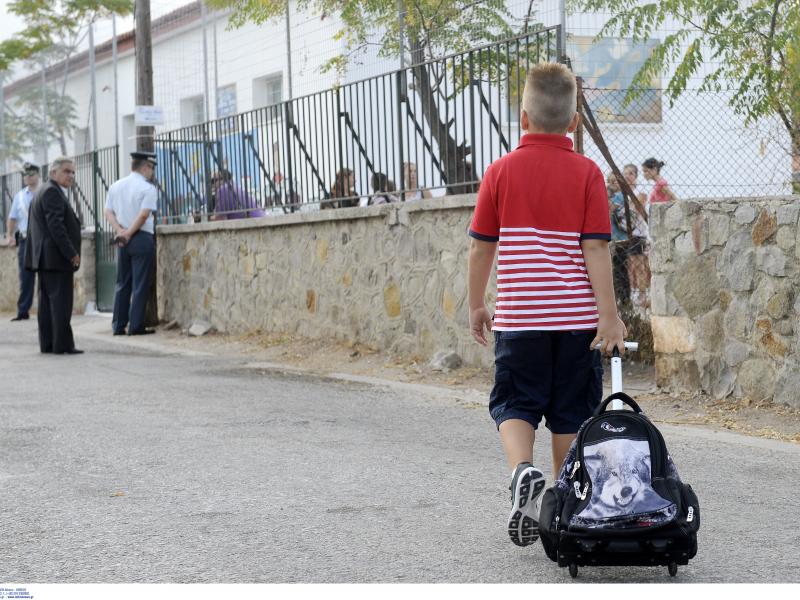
[408,35,474,195]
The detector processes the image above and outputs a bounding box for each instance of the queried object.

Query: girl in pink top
[642,158,678,204]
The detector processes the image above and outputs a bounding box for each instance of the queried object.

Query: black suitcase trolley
[538,344,700,578]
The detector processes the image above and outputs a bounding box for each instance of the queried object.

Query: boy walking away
[467,63,626,548]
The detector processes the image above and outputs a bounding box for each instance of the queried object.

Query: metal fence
[153,26,561,223]
[0,147,118,236]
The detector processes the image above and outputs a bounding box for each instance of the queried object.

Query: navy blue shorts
[489,330,603,434]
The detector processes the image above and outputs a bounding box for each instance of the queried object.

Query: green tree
[0,1,132,166]
[0,1,132,70]
[574,0,800,190]
[207,0,547,193]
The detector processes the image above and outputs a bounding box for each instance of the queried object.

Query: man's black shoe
[55,348,84,355]
[10,314,29,321]
[128,328,156,336]
[113,330,127,336]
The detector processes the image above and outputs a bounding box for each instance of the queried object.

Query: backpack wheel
[568,563,578,578]
[668,562,678,577]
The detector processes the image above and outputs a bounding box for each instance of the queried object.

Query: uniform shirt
[469,133,611,332]
[9,187,36,236]
[105,171,158,234]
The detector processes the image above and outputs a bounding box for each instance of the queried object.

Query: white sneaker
[507,462,546,547]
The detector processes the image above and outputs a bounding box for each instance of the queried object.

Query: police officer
[104,151,159,336]
[5,163,41,321]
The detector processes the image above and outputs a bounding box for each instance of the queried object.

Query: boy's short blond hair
[521,63,577,133]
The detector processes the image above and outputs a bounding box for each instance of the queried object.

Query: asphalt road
[1,316,798,583]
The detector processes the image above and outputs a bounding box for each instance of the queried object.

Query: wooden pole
[135,0,158,326]
[135,0,154,152]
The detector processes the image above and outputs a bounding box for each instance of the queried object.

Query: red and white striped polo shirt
[469,133,611,331]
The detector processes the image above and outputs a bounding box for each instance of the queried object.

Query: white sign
[134,105,165,126]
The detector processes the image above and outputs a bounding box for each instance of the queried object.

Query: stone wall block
[651,316,696,353]
[737,359,777,402]
[734,205,757,224]
[751,208,777,245]
[774,369,800,409]
[776,227,795,252]
[723,339,750,367]
[664,203,684,231]
[776,203,799,226]
[757,246,786,276]
[696,309,724,352]
[708,213,731,246]
[669,255,720,317]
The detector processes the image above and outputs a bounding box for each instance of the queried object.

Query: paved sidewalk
[1,315,799,583]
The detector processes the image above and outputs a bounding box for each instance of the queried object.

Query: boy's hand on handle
[470,306,493,346]
[591,315,628,357]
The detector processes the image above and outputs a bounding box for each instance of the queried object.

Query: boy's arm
[581,238,627,355]
[468,238,497,346]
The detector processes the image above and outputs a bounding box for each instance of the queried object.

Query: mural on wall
[569,36,662,124]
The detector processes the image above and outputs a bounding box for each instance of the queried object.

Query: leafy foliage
[0,1,132,70]
[208,1,528,73]
[1,1,132,165]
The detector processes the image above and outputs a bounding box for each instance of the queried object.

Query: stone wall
[0,232,96,315]
[157,195,496,366]
[649,197,800,408]
[0,244,20,313]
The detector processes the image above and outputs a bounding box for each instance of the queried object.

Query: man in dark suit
[24,157,83,355]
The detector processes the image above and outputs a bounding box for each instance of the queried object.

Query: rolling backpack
[538,357,700,579]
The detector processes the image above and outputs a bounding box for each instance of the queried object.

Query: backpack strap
[595,392,643,415]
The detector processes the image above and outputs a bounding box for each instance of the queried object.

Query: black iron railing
[153,26,560,223]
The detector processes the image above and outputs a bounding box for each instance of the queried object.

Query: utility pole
[212,11,219,113]
[112,13,120,149]
[0,71,6,175]
[135,0,157,325]
[558,0,567,63]
[285,1,293,100]
[89,20,99,151]
[41,60,48,164]
[201,2,211,120]
[398,0,406,69]
[135,0,155,152]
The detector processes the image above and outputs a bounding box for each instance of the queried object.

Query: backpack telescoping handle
[594,341,639,410]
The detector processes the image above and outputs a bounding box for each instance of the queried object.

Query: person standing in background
[642,158,679,206]
[5,163,41,321]
[24,157,82,354]
[104,152,159,336]
[403,162,432,200]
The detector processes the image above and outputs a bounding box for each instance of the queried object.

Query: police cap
[130,151,157,166]
[22,162,40,175]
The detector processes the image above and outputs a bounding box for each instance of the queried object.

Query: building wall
[649,197,800,408]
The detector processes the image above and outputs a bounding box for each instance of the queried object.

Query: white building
[1,0,793,212]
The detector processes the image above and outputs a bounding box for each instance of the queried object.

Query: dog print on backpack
[577,438,672,520]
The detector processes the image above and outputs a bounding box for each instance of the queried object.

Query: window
[74,127,90,154]
[180,95,206,127]
[253,74,283,109]
[216,85,237,118]
[216,85,239,133]
[570,36,663,124]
